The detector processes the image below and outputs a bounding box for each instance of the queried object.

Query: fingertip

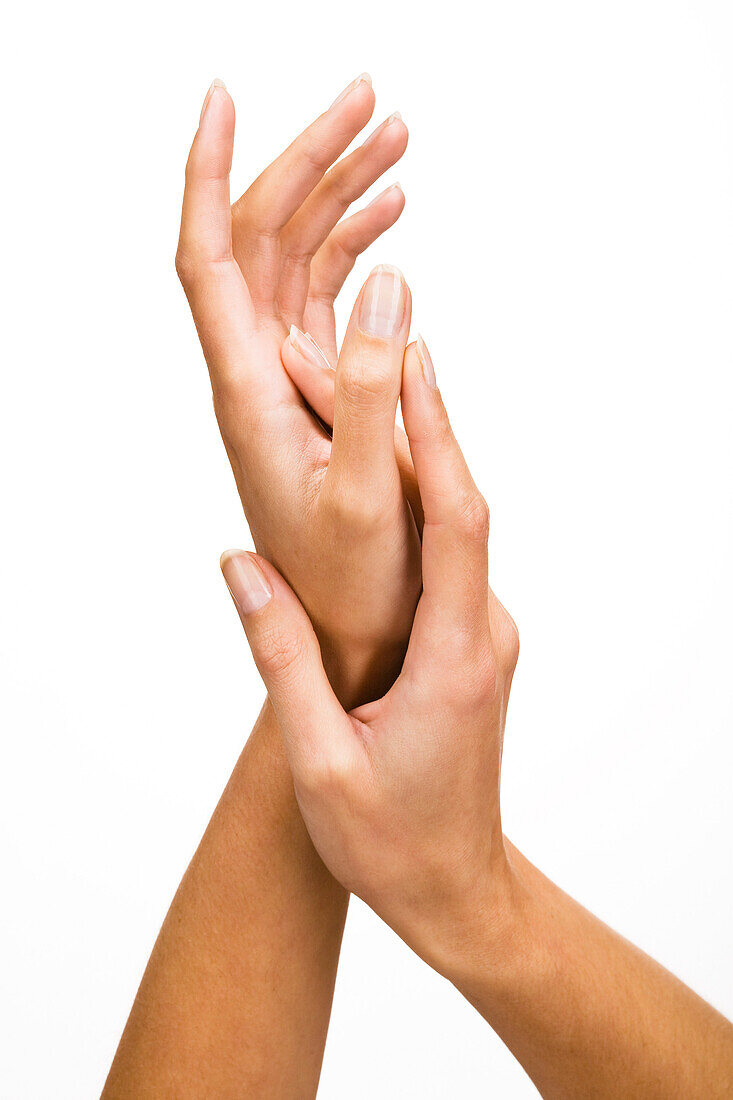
[348,264,410,343]
[199,78,234,131]
[284,324,333,373]
[401,336,440,444]
[392,182,406,208]
[401,339,421,404]
[390,113,409,149]
[415,333,437,387]
[220,550,273,617]
[403,334,436,389]
[220,547,244,572]
[368,182,406,217]
[189,81,235,180]
[328,73,375,131]
[351,73,376,113]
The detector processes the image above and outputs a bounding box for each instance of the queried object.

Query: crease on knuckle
[338,361,396,405]
[329,232,359,267]
[453,646,498,707]
[320,170,353,215]
[175,248,196,287]
[300,133,332,175]
[258,626,306,683]
[302,750,352,798]
[455,492,490,542]
[321,484,376,532]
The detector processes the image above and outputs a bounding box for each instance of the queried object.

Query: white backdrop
[2,1,732,1096]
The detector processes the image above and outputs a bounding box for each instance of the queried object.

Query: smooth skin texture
[227,338,733,1100]
[102,700,345,1099]
[175,75,422,699]
[104,79,424,1098]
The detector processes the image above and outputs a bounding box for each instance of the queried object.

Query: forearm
[445,842,733,1099]
[103,699,348,1099]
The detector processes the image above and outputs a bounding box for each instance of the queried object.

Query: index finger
[401,337,490,645]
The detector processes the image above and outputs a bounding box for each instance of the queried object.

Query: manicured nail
[366,182,404,208]
[288,325,333,371]
[363,111,403,146]
[358,265,406,338]
[220,551,272,615]
[329,72,372,110]
[200,78,226,124]
[416,334,437,387]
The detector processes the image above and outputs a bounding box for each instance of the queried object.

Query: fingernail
[200,78,226,124]
[358,265,406,338]
[288,325,333,371]
[416,334,437,387]
[366,182,404,208]
[329,72,372,110]
[220,551,272,615]
[363,111,403,146]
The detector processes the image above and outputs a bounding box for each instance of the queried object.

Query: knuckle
[433,643,497,709]
[321,168,352,211]
[497,612,520,673]
[300,132,332,174]
[338,359,396,405]
[321,484,377,533]
[455,492,490,542]
[174,248,196,288]
[462,649,499,706]
[304,751,352,797]
[257,626,306,683]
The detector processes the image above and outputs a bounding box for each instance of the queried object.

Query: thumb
[324,264,411,498]
[220,550,350,778]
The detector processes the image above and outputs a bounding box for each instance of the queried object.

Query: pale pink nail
[363,111,403,146]
[358,265,406,338]
[366,183,404,208]
[329,73,372,110]
[220,551,272,615]
[200,78,226,124]
[288,325,333,371]
[416,334,437,388]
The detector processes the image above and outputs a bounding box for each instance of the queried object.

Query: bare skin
[228,335,733,1100]
[172,75,422,700]
[102,702,346,1098]
[105,77,733,1099]
[104,78,425,1097]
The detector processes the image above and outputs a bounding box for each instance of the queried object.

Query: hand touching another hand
[221,335,520,968]
[176,78,422,703]
[222,337,733,1099]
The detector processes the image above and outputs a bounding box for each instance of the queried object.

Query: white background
[2,1,732,1096]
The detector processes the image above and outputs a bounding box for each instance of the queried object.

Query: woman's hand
[221,341,733,1099]
[176,78,421,703]
[221,335,520,967]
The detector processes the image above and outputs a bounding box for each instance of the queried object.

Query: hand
[221,335,520,967]
[177,78,421,702]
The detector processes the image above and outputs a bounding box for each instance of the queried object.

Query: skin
[102,700,346,1098]
[104,77,426,1097]
[173,75,422,701]
[106,76,733,1097]
[227,337,733,1100]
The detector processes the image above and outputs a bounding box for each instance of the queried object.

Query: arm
[448,842,733,1099]
[106,79,423,1094]
[103,702,347,1098]
[227,335,733,1099]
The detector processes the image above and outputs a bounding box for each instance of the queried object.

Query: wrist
[430,841,553,1015]
[415,838,530,989]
